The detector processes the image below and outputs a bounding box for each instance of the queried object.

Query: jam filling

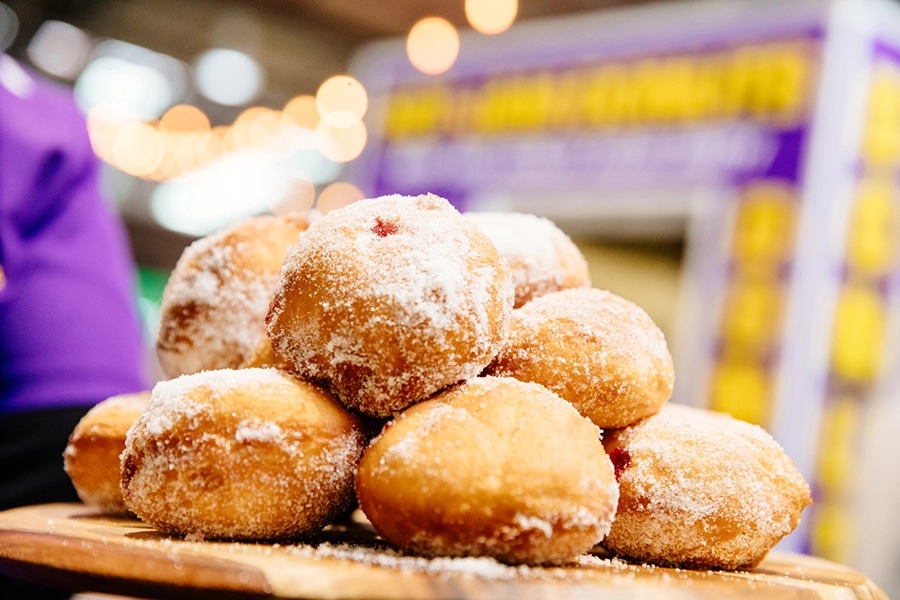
[372,218,399,237]
[609,447,631,481]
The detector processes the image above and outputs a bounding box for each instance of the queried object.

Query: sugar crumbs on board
[284,542,642,583]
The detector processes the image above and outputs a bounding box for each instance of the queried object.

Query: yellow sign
[385,41,815,139]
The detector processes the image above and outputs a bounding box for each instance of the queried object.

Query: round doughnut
[240,335,295,371]
[356,376,619,565]
[484,287,673,429]
[267,193,514,418]
[120,368,366,541]
[63,391,150,515]
[464,211,591,308]
[156,212,309,378]
[601,403,812,570]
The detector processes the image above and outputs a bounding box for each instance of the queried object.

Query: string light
[316,181,365,214]
[282,94,320,130]
[465,0,517,35]
[407,17,459,75]
[316,119,367,163]
[316,75,368,127]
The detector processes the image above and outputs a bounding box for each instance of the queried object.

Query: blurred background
[2,0,900,593]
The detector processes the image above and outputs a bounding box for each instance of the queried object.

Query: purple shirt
[0,55,148,415]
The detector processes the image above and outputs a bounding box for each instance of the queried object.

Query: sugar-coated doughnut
[464,211,591,308]
[63,391,150,515]
[356,376,619,565]
[485,287,673,429]
[267,194,515,418]
[601,403,812,570]
[156,213,309,378]
[240,335,295,371]
[121,368,365,541]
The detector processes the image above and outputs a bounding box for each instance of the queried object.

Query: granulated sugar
[285,542,639,582]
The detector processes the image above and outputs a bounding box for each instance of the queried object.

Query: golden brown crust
[267,194,515,418]
[485,287,674,429]
[356,376,619,565]
[601,403,812,570]
[239,335,295,371]
[464,212,591,308]
[156,212,309,378]
[120,368,365,541]
[63,391,151,515]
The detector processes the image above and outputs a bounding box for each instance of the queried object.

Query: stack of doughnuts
[64,192,810,571]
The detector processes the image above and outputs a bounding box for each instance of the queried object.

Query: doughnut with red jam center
[267,194,515,418]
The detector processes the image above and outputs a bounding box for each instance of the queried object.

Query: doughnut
[484,287,673,429]
[267,193,515,418]
[601,403,812,570]
[464,211,591,308]
[63,391,150,515]
[156,212,309,378]
[356,376,619,565]
[240,335,295,371]
[120,368,366,541]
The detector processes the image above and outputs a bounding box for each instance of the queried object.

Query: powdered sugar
[268,194,515,417]
[235,419,284,443]
[486,287,674,429]
[355,376,619,565]
[372,402,472,473]
[136,368,289,437]
[121,368,365,541]
[274,539,647,586]
[156,214,307,378]
[513,514,554,538]
[603,403,812,569]
[465,211,591,307]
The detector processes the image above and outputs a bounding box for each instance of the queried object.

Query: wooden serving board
[0,503,887,599]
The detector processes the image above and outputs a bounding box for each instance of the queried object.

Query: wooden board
[0,503,887,599]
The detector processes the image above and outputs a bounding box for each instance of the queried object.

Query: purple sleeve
[0,57,150,415]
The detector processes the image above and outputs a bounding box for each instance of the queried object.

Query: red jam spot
[372,218,399,237]
[609,447,631,482]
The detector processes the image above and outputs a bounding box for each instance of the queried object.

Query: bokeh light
[406,17,459,75]
[194,47,264,106]
[85,104,127,163]
[465,0,517,35]
[280,133,343,184]
[150,152,294,236]
[112,121,165,177]
[316,181,365,214]
[316,119,367,163]
[159,103,210,133]
[0,3,18,52]
[282,94,320,130]
[75,55,174,120]
[316,75,368,127]
[229,106,281,149]
[272,177,317,215]
[26,20,92,79]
